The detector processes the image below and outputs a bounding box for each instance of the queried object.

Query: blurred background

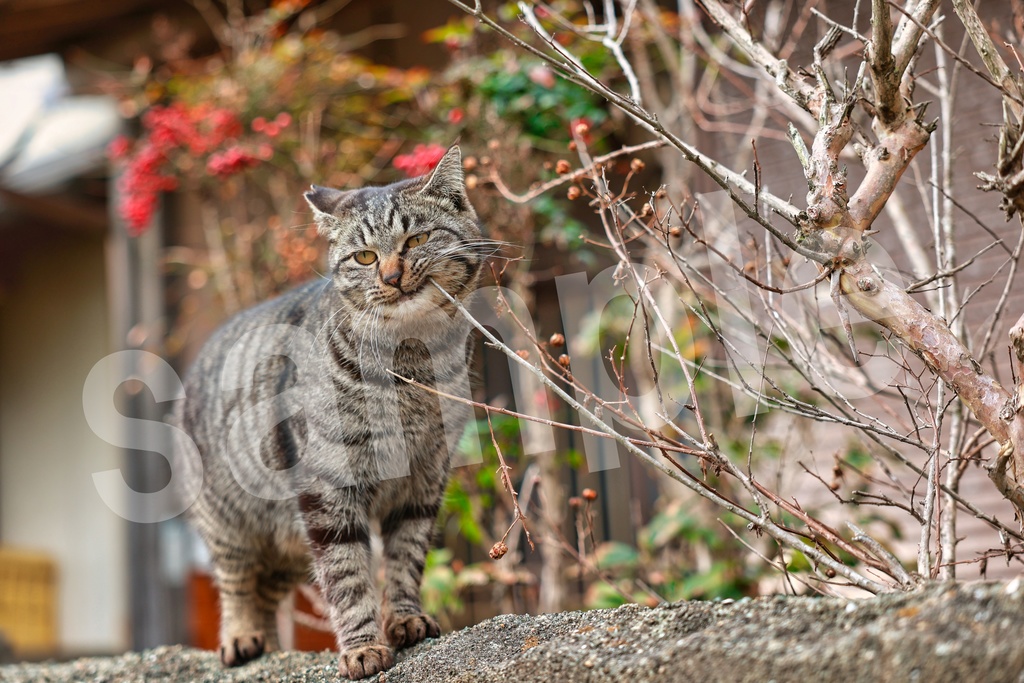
[1,0,1021,666]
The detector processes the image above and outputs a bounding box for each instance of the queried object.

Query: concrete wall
[0,235,127,654]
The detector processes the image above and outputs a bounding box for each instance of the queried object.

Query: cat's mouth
[390,284,426,305]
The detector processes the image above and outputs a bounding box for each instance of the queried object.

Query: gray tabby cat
[178,146,484,679]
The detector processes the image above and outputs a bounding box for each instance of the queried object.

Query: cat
[178,145,485,679]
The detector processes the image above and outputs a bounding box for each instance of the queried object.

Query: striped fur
[178,147,484,678]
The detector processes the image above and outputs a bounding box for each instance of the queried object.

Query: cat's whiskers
[307,301,348,370]
[342,305,374,378]
[436,239,514,255]
[317,307,359,384]
[368,302,387,373]
[429,240,518,266]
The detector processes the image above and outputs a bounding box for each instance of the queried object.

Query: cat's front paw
[338,644,395,680]
[219,632,265,667]
[385,613,441,649]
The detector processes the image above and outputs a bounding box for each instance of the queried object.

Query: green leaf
[594,541,640,571]
[639,502,719,551]
[786,550,812,573]
[680,561,746,599]
[584,581,629,610]
[560,448,584,469]
[458,421,484,458]
[454,564,490,588]
[443,480,483,545]
[424,547,453,572]
[640,507,687,551]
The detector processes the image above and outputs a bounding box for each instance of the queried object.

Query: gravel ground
[4,581,1024,682]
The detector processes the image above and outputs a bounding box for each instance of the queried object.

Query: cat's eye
[405,232,430,249]
[353,250,377,265]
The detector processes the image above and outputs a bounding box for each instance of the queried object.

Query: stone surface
[4,581,1024,682]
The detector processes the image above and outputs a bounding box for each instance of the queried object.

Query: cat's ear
[305,184,350,215]
[419,145,469,211]
[305,185,351,238]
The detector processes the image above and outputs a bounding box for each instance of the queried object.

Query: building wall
[0,235,128,654]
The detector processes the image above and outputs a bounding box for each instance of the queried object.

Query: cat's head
[304,145,485,325]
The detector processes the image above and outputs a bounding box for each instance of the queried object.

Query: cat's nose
[379,255,403,287]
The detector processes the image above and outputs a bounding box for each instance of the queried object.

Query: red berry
[393,143,447,177]
[107,135,132,161]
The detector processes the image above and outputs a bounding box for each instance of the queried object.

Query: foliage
[101,3,452,357]
[104,1,618,353]
[421,548,463,623]
[425,7,611,148]
[581,500,760,609]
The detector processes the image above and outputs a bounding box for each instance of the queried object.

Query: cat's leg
[300,485,394,680]
[211,553,269,667]
[253,561,308,652]
[191,487,271,667]
[380,501,442,649]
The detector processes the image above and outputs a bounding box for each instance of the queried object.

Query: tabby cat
[178,146,483,679]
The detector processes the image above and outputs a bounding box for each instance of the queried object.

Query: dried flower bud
[555,159,571,175]
[516,349,530,360]
[567,186,581,200]
[568,140,577,151]
[829,481,841,491]
[488,139,501,150]
[630,158,645,173]
[187,269,208,290]
[568,496,582,508]
[549,332,565,347]
[639,203,652,218]
[574,121,591,136]
[489,541,509,560]
[463,156,478,172]
[582,488,598,501]
[558,354,571,368]
[465,174,478,190]
[480,156,492,166]
[655,188,667,199]
[669,226,682,238]
[825,568,837,578]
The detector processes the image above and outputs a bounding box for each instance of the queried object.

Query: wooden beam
[0,0,164,60]
[0,188,108,235]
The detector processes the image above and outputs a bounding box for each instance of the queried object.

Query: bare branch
[848,522,919,588]
[869,0,897,123]
[695,0,818,113]
[431,280,890,593]
[891,0,941,81]
[950,0,1024,121]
